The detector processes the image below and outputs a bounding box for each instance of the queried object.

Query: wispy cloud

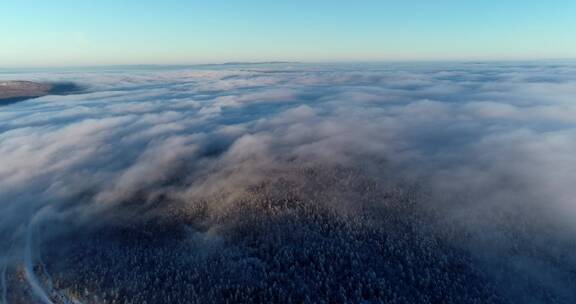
[1,62,576,303]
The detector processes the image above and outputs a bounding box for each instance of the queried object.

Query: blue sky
[1,0,575,66]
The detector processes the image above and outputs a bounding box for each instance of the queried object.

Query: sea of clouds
[1,62,576,303]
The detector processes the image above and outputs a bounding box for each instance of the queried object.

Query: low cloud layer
[1,62,576,303]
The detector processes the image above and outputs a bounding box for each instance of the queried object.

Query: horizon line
[1,58,576,70]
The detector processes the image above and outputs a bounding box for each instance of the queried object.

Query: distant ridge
[0,81,82,105]
[0,81,52,105]
[219,61,299,65]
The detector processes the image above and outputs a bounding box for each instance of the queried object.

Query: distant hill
[219,61,299,65]
[0,81,82,105]
[0,81,52,104]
